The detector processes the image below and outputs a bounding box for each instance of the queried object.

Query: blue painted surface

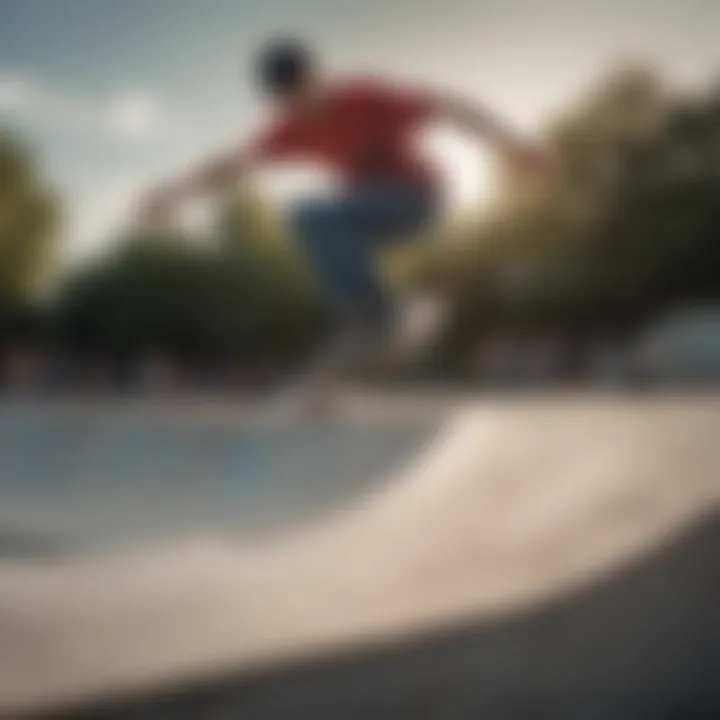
[0,405,439,550]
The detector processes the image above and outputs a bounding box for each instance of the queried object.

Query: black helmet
[255,38,314,96]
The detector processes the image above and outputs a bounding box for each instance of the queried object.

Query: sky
[0,0,719,258]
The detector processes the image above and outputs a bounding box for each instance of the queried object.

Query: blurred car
[634,307,720,385]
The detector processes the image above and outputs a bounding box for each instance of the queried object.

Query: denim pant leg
[292,199,388,320]
[291,185,438,321]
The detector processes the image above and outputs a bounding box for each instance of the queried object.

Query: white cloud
[0,71,167,143]
[107,91,163,140]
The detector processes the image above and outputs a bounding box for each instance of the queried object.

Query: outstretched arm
[429,93,547,169]
[138,143,257,224]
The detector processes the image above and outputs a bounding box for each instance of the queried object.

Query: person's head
[255,38,318,107]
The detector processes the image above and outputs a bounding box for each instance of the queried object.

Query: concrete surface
[0,393,717,717]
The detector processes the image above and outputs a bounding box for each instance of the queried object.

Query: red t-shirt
[251,78,438,192]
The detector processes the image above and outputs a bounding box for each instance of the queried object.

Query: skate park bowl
[0,398,441,556]
[0,392,718,717]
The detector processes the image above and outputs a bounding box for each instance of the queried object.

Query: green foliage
[56,196,323,364]
[0,131,61,323]
[421,62,720,352]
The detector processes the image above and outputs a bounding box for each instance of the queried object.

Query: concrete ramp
[0,395,718,715]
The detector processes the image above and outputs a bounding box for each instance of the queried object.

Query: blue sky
[1,0,718,257]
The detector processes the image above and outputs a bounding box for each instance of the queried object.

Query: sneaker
[387,293,446,360]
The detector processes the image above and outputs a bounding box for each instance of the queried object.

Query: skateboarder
[138,38,547,402]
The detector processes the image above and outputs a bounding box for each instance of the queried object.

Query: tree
[56,191,324,370]
[0,131,62,336]
[214,188,324,349]
[426,61,720,356]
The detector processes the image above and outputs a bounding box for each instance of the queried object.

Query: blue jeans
[291,183,438,323]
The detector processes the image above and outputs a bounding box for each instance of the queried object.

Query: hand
[137,187,175,227]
